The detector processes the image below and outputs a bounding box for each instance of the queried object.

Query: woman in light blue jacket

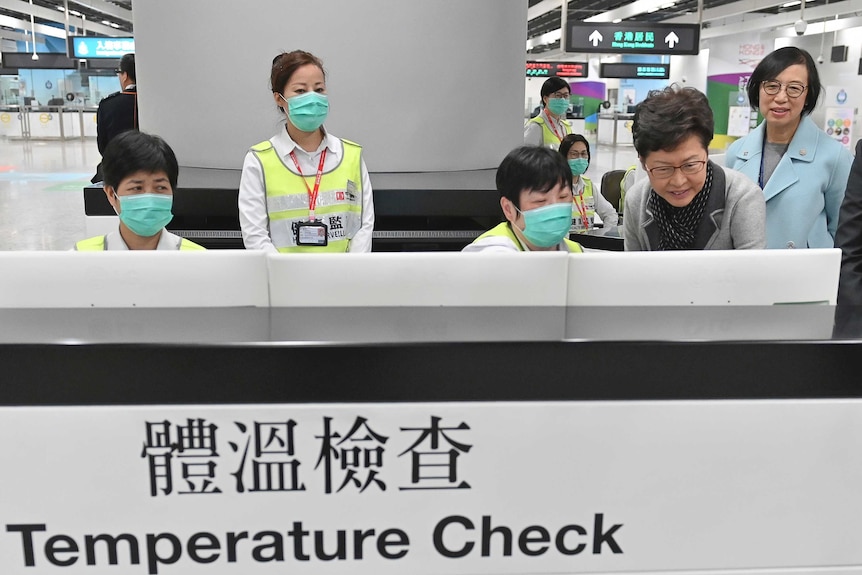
[726,47,852,249]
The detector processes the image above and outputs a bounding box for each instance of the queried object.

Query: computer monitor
[267,252,570,343]
[566,249,840,306]
[267,252,569,307]
[565,250,840,340]
[0,251,269,308]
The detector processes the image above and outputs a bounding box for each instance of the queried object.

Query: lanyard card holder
[296,220,329,246]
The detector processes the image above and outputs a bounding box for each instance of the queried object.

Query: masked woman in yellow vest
[238,50,375,253]
[559,134,619,233]
[524,76,572,151]
[75,130,205,251]
[464,146,583,253]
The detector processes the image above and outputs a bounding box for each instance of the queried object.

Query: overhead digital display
[526,61,588,78]
[600,63,670,79]
[566,22,699,55]
[70,36,135,59]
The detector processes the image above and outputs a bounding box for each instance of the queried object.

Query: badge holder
[296,220,329,246]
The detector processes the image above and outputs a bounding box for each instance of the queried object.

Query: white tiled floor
[0,138,97,251]
[0,136,640,251]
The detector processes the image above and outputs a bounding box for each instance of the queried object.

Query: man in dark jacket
[836,139,862,307]
[92,53,138,183]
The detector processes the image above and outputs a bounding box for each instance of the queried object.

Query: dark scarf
[648,162,714,250]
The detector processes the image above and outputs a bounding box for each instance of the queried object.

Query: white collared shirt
[238,125,375,252]
[94,227,185,250]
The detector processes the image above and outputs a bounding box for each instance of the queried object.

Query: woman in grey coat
[624,86,766,251]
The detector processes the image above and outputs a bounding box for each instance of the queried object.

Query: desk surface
[0,305,850,346]
[1,309,861,405]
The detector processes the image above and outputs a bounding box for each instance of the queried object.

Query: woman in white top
[238,50,374,253]
[559,133,619,230]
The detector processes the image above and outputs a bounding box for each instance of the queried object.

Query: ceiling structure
[0,0,133,46]
[1,0,861,57]
[527,0,862,54]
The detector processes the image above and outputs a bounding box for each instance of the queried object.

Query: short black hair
[747,46,820,116]
[102,131,179,191]
[540,77,570,103]
[632,86,714,157]
[119,53,135,82]
[559,133,590,161]
[496,146,573,210]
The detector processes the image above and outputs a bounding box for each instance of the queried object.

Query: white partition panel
[567,249,841,306]
[0,251,269,308]
[133,0,527,172]
[268,253,569,307]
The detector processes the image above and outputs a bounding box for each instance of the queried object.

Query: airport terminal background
[3,5,862,575]
[0,1,860,251]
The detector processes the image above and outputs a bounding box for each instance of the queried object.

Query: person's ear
[500,197,518,223]
[273,92,286,112]
[104,186,119,213]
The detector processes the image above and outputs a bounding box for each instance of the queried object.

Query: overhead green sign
[566,22,699,55]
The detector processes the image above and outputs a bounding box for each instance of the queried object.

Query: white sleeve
[523,121,543,146]
[238,150,278,253]
[461,236,520,253]
[347,158,375,253]
[594,188,619,227]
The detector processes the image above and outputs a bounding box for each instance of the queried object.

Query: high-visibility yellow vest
[619,165,638,215]
[527,113,572,149]
[570,177,596,233]
[75,235,205,251]
[251,139,363,253]
[473,222,583,252]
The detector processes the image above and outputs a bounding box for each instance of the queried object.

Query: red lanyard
[544,110,564,142]
[288,148,327,221]
[574,185,589,230]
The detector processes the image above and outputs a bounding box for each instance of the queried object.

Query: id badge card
[296,221,329,246]
[570,218,586,234]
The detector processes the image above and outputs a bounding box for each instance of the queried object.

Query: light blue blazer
[726,116,852,249]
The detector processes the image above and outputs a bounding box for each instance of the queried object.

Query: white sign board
[2,401,862,574]
[727,106,751,137]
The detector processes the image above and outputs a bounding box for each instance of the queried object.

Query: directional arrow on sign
[589,30,603,47]
[665,31,679,48]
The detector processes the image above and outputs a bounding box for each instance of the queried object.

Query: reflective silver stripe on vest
[270,212,362,248]
[266,188,356,213]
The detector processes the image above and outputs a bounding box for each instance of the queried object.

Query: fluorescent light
[782,0,801,6]
[613,18,622,23]
[69,9,81,16]
[55,5,65,11]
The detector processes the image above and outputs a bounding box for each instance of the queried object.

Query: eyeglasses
[549,90,571,99]
[646,160,706,180]
[760,81,807,98]
[568,151,589,159]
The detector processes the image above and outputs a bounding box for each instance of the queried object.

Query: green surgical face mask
[547,97,570,116]
[515,202,572,248]
[285,92,329,132]
[568,158,589,176]
[117,193,173,237]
